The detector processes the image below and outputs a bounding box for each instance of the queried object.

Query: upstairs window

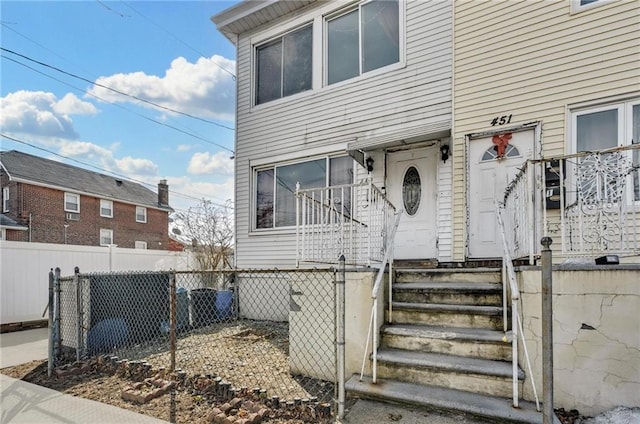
[100,199,113,218]
[64,192,80,213]
[136,206,147,223]
[327,0,399,85]
[256,24,313,105]
[135,241,147,250]
[2,187,8,212]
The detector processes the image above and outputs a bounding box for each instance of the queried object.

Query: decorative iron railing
[501,145,640,261]
[295,178,397,266]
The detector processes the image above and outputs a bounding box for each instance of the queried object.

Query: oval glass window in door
[402,166,421,216]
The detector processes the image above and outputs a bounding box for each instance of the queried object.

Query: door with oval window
[387,147,438,259]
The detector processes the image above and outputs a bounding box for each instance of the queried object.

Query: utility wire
[0,133,233,208]
[0,47,236,131]
[2,55,234,154]
[121,1,236,80]
[96,0,130,18]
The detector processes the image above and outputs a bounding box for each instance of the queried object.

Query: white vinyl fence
[0,240,195,325]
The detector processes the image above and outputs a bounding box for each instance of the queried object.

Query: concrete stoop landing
[347,267,556,423]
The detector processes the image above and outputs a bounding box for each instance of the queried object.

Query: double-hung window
[100,229,113,246]
[64,192,80,213]
[136,206,147,223]
[327,0,400,85]
[255,156,354,229]
[572,98,640,203]
[255,24,313,105]
[100,199,113,218]
[2,187,8,212]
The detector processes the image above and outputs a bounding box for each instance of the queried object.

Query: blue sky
[1,0,240,213]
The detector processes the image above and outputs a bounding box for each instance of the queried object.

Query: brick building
[0,150,173,249]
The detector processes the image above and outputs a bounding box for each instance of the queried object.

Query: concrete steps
[346,375,555,424]
[390,302,504,329]
[393,281,502,305]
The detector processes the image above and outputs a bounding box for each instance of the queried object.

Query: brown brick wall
[1,172,169,249]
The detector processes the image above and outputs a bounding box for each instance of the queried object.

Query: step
[393,281,502,306]
[375,348,523,398]
[382,324,513,361]
[395,268,501,284]
[390,302,504,330]
[346,375,558,424]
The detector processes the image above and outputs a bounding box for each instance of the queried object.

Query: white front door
[468,130,534,258]
[387,147,438,259]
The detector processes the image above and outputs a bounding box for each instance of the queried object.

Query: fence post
[541,237,554,424]
[54,267,61,363]
[170,271,176,372]
[48,269,54,378]
[74,266,82,362]
[336,255,346,420]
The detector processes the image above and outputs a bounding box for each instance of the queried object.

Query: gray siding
[234,0,452,268]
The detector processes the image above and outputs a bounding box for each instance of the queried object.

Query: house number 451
[490,114,513,126]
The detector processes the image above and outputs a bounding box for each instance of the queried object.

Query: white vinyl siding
[136,206,147,223]
[235,0,451,267]
[64,192,80,213]
[100,199,113,218]
[100,229,113,246]
[452,0,639,260]
[2,187,8,212]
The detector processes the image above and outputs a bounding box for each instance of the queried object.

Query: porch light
[440,144,450,163]
[366,156,374,172]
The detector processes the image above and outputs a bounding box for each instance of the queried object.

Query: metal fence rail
[50,268,340,420]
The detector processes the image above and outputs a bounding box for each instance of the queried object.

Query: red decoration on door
[492,133,512,159]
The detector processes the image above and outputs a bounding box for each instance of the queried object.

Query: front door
[468,129,534,258]
[387,147,438,259]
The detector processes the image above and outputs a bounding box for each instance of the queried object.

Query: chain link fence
[50,267,341,421]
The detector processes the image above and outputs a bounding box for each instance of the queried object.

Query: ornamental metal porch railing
[500,144,640,262]
[295,178,397,266]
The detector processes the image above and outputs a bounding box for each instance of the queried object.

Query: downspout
[233,32,239,269]
[29,212,32,242]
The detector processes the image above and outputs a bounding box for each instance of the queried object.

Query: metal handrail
[360,210,402,383]
[496,203,540,410]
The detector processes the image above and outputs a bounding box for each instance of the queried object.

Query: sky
[0,0,240,214]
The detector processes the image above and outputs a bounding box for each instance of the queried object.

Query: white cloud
[187,151,234,175]
[177,144,193,152]
[53,93,98,115]
[115,156,159,176]
[87,55,236,121]
[0,90,96,139]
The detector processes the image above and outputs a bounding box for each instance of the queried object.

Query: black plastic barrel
[190,288,216,327]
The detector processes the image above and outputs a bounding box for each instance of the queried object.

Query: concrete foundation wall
[517,266,640,416]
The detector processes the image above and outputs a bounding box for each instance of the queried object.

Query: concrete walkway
[0,328,49,369]
[343,399,487,424]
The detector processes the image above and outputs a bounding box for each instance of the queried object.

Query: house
[0,150,173,249]
[213,0,639,421]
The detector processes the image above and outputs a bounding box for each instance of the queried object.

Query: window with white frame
[135,241,147,250]
[571,0,612,13]
[327,0,400,85]
[2,187,9,212]
[255,24,313,105]
[100,228,113,246]
[100,199,113,218]
[64,192,80,213]
[572,98,640,202]
[136,206,147,223]
[255,156,354,229]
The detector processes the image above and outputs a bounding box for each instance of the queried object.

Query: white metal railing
[295,177,397,266]
[502,145,640,261]
[360,211,402,383]
[496,203,540,410]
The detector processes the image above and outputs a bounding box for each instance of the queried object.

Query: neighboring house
[0,150,173,249]
[0,213,28,241]
[213,0,639,420]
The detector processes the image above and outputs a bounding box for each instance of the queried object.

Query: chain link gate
[49,267,343,423]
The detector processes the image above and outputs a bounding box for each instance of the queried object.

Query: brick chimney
[158,179,169,207]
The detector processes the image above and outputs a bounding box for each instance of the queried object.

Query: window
[572,98,639,202]
[100,199,113,218]
[135,241,147,250]
[256,25,312,105]
[64,192,80,213]
[2,187,8,212]
[571,0,612,13]
[327,0,399,85]
[256,156,353,229]
[136,206,147,223]
[100,229,113,246]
